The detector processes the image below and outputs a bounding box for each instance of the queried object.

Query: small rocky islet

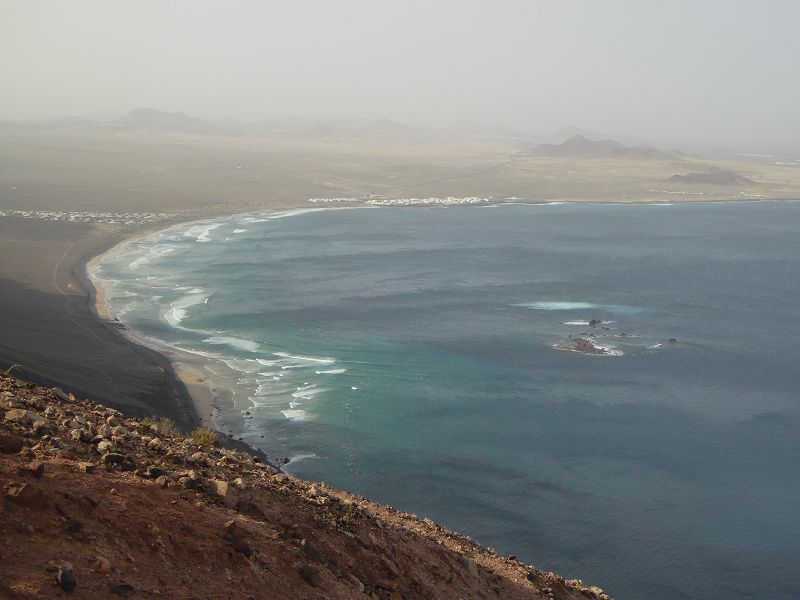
[553,319,677,356]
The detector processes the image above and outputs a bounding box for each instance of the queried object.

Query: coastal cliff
[0,373,610,599]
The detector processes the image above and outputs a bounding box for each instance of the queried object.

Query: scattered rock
[4,408,37,425]
[15,521,35,534]
[96,440,114,454]
[108,581,134,596]
[0,431,24,453]
[31,419,50,435]
[5,482,48,510]
[155,475,169,489]
[103,452,136,471]
[223,519,237,535]
[53,388,70,401]
[348,573,365,593]
[137,465,166,479]
[358,529,377,548]
[300,538,323,562]
[78,462,96,474]
[381,557,400,579]
[459,555,478,577]
[232,538,253,557]
[189,451,207,465]
[57,567,76,593]
[209,479,238,508]
[299,564,325,588]
[94,555,112,573]
[26,460,44,478]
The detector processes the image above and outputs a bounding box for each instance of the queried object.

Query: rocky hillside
[0,373,610,599]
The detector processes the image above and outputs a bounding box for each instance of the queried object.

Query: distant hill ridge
[115,108,208,131]
[529,135,674,160]
[112,108,423,137]
[666,166,756,185]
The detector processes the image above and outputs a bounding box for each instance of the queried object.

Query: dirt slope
[0,374,610,599]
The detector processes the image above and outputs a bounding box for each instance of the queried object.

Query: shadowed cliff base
[0,277,197,429]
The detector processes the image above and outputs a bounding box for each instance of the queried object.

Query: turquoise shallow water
[95,202,800,599]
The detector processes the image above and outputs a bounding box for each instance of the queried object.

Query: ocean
[93,202,800,600]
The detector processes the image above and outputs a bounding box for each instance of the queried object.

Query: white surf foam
[232,228,248,234]
[220,358,263,374]
[128,255,150,271]
[283,453,318,468]
[163,291,208,327]
[203,336,261,353]
[564,320,591,326]
[516,301,644,315]
[183,222,222,243]
[267,209,323,220]
[519,301,598,311]
[315,368,347,375]
[291,385,325,400]
[282,409,309,421]
[273,352,334,363]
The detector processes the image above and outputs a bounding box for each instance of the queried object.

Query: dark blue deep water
[97,202,800,599]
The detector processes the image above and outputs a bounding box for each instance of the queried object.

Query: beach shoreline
[77,197,800,449]
[82,221,221,418]
[78,213,284,461]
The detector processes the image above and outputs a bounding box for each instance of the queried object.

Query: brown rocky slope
[0,373,610,600]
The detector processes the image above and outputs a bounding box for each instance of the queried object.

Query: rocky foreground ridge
[0,373,610,599]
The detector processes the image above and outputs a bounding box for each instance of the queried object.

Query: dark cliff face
[0,374,612,600]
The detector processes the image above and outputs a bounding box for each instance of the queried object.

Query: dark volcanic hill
[529,135,673,160]
[666,167,756,185]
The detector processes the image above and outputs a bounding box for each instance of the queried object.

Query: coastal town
[308,196,494,207]
[0,209,174,225]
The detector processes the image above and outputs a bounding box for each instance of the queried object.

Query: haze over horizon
[2,0,799,153]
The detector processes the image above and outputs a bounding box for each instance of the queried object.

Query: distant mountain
[359,118,421,137]
[529,135,674,160]
[547,126,648,147]
[666,167,756,185]
[115,108,209,132]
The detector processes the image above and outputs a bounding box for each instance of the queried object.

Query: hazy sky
[2,0,799,150]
